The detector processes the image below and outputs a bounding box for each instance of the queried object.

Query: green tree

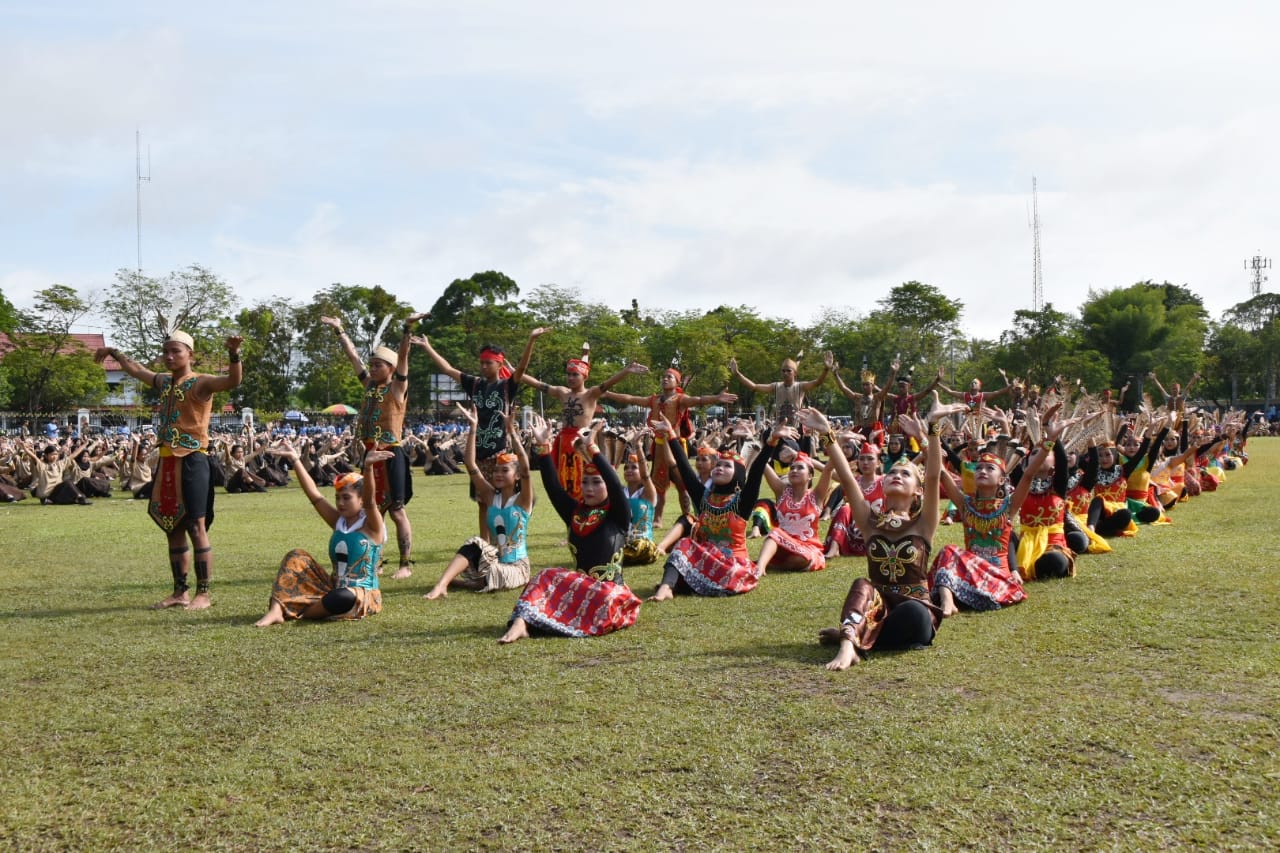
[1210,292,1280,407]
[868,281,964,372]
[0,286,20,334]
[3,285,105,412]
[233,298,300,410]
[1080,282,1208,408]
[103,265,239,360]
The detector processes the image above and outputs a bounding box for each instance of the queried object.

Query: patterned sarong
[513,568,641,637]
[665,539,760,596]
[929,544,1026,610]
[271,549,381,620]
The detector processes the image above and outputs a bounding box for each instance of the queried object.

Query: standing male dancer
[321,311,427,578]
[96,330,243,609]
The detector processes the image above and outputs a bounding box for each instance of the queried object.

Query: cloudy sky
[3,2,1277,341]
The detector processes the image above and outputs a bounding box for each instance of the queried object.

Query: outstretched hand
[364,448,395,466]
[529,413,553,445]
[795,407,831,434]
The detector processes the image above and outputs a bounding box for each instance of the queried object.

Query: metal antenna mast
[136,129,151,273]
[1031,177,1043,312]
[1245,253,1271,297]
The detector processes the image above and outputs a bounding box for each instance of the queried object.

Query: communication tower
[1245,253,1270,297]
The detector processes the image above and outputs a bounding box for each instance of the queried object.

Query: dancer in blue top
[425,403,534,599]
[253,439,392,626]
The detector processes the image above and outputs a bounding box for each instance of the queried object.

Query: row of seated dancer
[0,426,473,505]
[253,391,1251,674]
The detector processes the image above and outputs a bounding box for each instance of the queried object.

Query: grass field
[2,442,1278,850]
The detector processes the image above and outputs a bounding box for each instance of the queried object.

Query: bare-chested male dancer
[604,366,737,526]
[321,311,427,578]
[520,328,647,500]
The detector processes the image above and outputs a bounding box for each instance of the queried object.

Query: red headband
[696,446,717,458]
[791,452,813,469]
[718,449,743,465]
[495,451,518,466]
[976,452,1006,473]
[859,442,879,456]
[567,358,591,377]
[480,348,513,380]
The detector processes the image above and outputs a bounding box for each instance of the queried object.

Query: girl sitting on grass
[498,416,642,644]
[805,398,967,670]
[754,424,834,574]
[253,439,392,627]
[647,415,773,601]
[424,403,533,600]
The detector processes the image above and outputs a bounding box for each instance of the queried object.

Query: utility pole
[136,129,151,273]
[1030,177,1043,312]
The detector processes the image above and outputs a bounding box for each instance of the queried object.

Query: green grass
[2,444,1279,850]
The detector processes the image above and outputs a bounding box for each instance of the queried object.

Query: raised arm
[530,414,577,523]
[799,352,834,393]
[505,409,535,512]
[410,333,463,382]
[199,336,245,395]
[456,403,495,504]
[94,345,159,389]
[592,362,649,397]
[603,389,651,407]
[390,313,428,394]
[319,316,367,376]
[269,438,339,527]
[728,357,773,394]
[737,434,774,516]
[653,416,705,507]
[509,326,551,385]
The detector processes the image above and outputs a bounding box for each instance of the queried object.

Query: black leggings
[1088,498,1133,538]
[873,600,936,651]
[321,587,356,615]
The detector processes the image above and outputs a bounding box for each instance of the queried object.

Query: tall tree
[1080,282,1207,407]
[0,286,20,334]
[3,285,104,412]
[232,298,300,411]
[103,265,239,359]
[868,281,964,374]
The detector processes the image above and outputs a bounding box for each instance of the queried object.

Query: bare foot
[936,587,959,618]
[647,584,674,602]
[825,639,860,671]
[392,565,413,580]
[423,586,447,600]
[817,626,842,646]
[498,617,529,644]
[253,602,285,627]
[152,591,190,610]
[185,592,212,611]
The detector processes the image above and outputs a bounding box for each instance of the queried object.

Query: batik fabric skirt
[513,567,641,637]
[457,536,530,592]
[824,504,866,556]
[664,539,760,596]
[928,544,1026,611]
[271,549,381,620]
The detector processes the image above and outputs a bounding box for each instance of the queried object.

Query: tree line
[1,265,1277,417]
